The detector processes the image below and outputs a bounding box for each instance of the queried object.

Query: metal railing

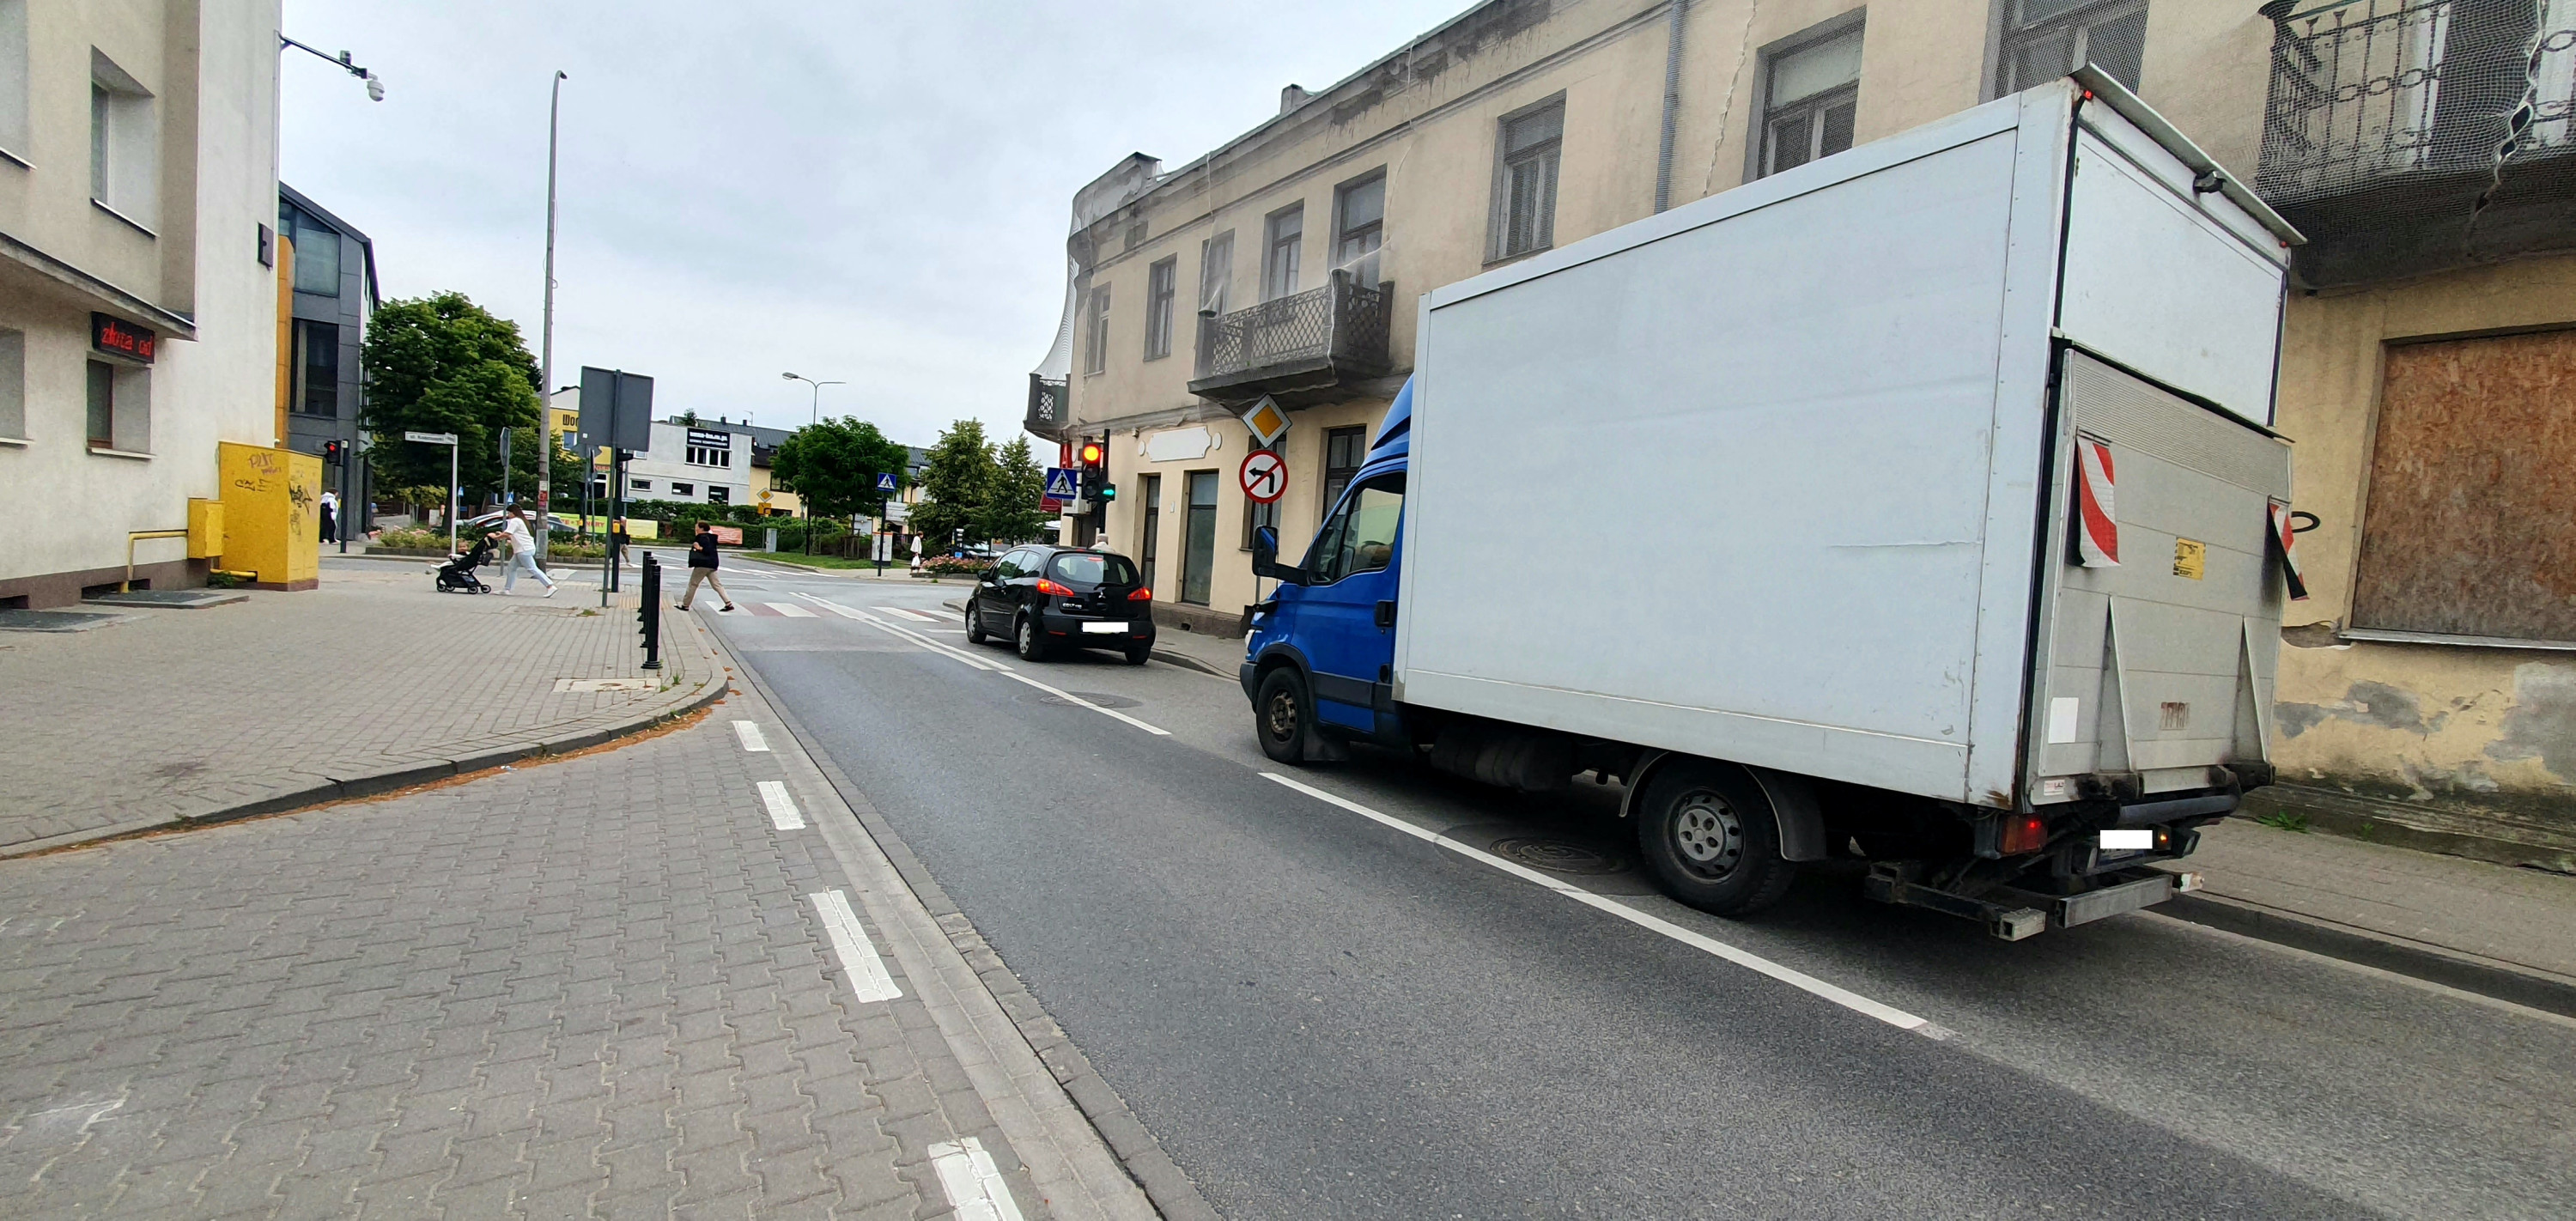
[1193,270,1394,390]
[2257,0,2576,205]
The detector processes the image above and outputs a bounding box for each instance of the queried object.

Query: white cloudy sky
[277,1,1467,448]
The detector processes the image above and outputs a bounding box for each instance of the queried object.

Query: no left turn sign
[1239,449,1286,504]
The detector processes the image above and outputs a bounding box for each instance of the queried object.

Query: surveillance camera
[366,75,386,102]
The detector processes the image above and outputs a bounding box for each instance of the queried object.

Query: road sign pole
[449,442,459,556]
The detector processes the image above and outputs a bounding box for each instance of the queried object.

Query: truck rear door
[2029,349,2293,804]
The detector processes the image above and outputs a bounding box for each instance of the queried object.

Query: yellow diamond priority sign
[1240,396,1291,449]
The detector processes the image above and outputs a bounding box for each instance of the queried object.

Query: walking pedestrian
[498,507,557,597]
[318,489,338,543]
[676,519,735,612]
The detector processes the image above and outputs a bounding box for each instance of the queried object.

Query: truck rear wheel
[1635,760,1797,916]
[1255,667,1314,766]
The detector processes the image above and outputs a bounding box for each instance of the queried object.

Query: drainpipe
[1654,0,1689,213]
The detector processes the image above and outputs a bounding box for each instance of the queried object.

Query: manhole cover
[1028,690,1142,709]
[1490,837,1626,875]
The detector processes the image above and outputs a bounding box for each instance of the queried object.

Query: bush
[922,555,993,576]
[376,525,453,550]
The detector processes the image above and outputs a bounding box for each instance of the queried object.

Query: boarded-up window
[2351,329,2576,642]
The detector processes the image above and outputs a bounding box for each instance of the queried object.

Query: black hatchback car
[965,545,1156,664]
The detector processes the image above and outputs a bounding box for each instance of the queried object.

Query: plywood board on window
[2352,329,2576,641]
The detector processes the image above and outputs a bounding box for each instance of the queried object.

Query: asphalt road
[707,558,2576,1219]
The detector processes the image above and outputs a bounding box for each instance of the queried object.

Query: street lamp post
[536,70,567,559]
[781,372,843,556]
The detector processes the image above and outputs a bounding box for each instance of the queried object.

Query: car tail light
[2000,815,2048,855]
[1033,579,1073,597]
[1127,587,1151,601]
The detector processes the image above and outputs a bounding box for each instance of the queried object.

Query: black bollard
[638,551,663,671]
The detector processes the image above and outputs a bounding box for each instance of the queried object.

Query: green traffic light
[1097,483,1118,501]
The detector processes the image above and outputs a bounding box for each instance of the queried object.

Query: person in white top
[499,507,556,596]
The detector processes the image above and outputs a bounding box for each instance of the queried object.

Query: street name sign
[1239,449,1286,504]
[404,431,458,445]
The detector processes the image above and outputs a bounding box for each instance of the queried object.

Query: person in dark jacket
[675,520,736,612]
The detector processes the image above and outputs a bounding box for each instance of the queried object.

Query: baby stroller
[434,533,495,594]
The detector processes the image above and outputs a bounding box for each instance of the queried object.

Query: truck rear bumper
[1866,866,2200,941]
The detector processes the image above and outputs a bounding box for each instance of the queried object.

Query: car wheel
[1255,667,1314,766]
[1124,641,1151,665]
[1014,613,1050,661]
[964,599,987,644]
[1633,759,1797,916]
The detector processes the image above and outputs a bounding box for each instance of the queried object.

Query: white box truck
[1242,70,2308,939]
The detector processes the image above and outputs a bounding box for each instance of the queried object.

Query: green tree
[360,292,543,504]
[975,436,1048,544]
[771,416,911,522]
[909,419,996,550]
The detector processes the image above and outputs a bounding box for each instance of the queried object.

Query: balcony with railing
[1188,270,1395,405]
[2257,0,2576,286]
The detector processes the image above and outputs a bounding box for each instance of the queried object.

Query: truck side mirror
[1251,525,1305,585]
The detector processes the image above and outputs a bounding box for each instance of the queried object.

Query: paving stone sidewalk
[0,562,719,855]
[0,691,1146,1219]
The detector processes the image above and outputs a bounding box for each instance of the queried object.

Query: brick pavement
[0,562,719,854]
[0,685,1151,1219]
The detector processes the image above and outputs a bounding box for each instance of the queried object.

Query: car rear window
[1049,552,1139,586]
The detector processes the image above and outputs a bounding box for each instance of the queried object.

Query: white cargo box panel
[1395,75,2293,809]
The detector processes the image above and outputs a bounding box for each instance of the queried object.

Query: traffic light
[1077,437,1110,507]
[1078,439,1105,467]
[321,440,343,466]
[1095,479,1117,503]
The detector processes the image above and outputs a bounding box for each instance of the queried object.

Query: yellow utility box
[186,498,225,559]
[217,442,321,589]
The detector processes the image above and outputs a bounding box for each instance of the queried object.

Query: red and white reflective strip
[2268,501,2311,601]
[2075,435,2118,568]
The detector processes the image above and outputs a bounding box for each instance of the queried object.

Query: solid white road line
[927,1137,1026,1221]
[767,602,818,617]
[993,670,1170,736]
[757,781,805,830]
[809,889,902,1003]
[876,605,941,623]
[1258,772,1947,1040]
[795,593,1169,735]
[732,720,771,752]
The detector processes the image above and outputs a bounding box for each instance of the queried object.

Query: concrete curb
[2239,786,2576,876]
[2158,890,2576,1020]
[0,621,729,859]
[711,614,1219,1221]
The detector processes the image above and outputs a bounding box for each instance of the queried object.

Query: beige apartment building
[1036,0,2576,858]
[0,0,289,606]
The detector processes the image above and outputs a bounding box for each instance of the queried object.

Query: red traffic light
[1078,440,1105,467]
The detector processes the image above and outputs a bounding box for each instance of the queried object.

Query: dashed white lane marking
[809,890,902,1003]
[757,781,805,830]
[876,605,941,623]
[1258,772,1947,1040]
[732,720,770,752]
[927,1136,1026,1221]
[766,602,817,617]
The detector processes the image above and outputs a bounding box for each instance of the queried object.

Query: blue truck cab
[1242,380,1414,762]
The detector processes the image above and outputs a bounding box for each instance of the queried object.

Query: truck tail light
[2001,815,2048,855]
[1127,587,1151,601]
[1033,579,1073,597]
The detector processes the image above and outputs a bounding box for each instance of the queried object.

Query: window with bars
[1492,100,1563,260]
[1084,285,1110,374]
[1334,172,1384,288]
[1144,256,1177,361]
[1263,205,1303,301]
[1759,26,1862,179]
[1994,0,2146,97]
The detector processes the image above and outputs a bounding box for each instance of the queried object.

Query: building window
[85,358,146,451]
[1263,204,1303,301]
[1492,99,1563,261]
[686,444,731,466]
[1138,472,1162,592]
[0,0,28,159]
[1334,172,1385,288]
[0,328,22,440]
[1181,470,1219,605]
[1995,0,2146,97]
[1759,25,1863,179]
[1199,230,1233,316]
[671,482,694,497]
[1084,285,1110,374]
[89,52,156,229]
[281,204,342,296]
[708,485,730,506]
[1144,256,1178,361]
[1321,425,1367,520]
[630,478,652,492]
[2351,330,2576,643]
[294,319,339,416]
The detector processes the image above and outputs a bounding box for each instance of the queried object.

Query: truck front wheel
[1635,760,1797,916]
[1255,667,1314,766]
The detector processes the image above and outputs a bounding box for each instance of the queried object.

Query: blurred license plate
[2099,829,2154,850]
[1081,622,1127,635]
